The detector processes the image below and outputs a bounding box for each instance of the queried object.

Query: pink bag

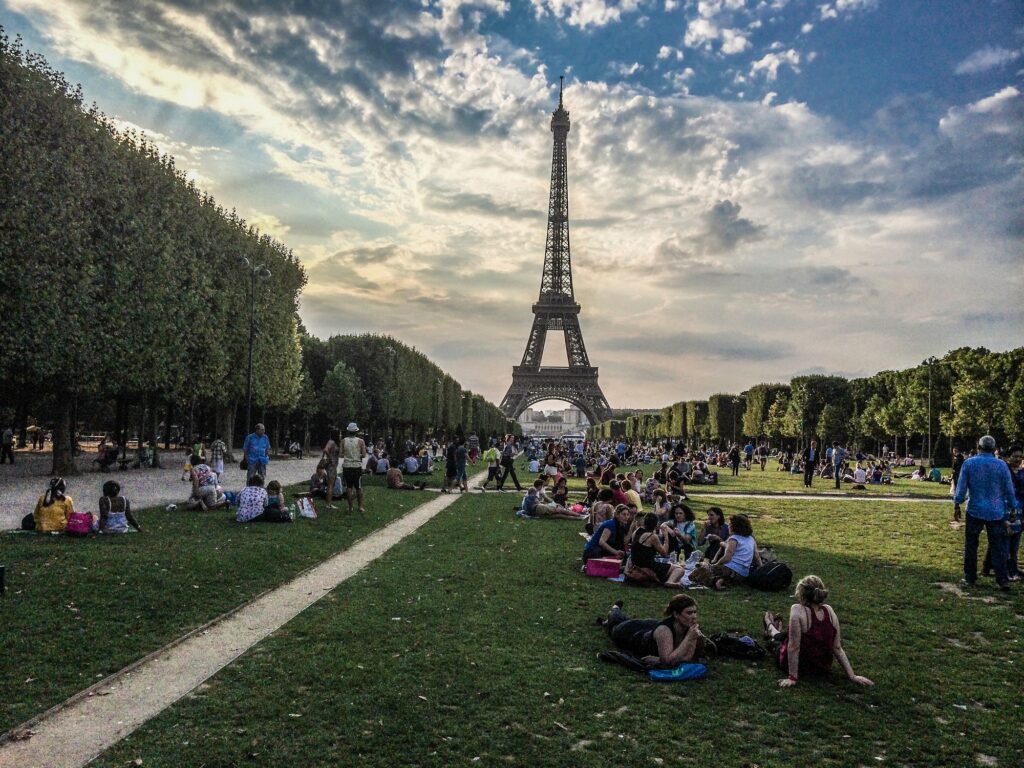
[65,511,94,537]
[584,557,621,578]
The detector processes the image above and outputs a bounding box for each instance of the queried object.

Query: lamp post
[731,397,739,445]
[383,345,397,443]
[239,257,271,436]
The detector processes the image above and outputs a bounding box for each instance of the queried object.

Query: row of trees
[299,333,519,450]
[589,347,1024,460]
[0,31,515,474]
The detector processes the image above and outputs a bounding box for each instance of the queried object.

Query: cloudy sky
[3,0,1021,410]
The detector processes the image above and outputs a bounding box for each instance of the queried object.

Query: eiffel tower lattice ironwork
[500,79,611,426]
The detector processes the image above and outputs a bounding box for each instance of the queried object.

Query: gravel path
[0,452,320,530]
[0,469,487,768]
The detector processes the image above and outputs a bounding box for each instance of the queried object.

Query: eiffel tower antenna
[499,80,611,426]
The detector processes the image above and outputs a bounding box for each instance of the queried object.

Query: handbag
[66,511,94,537]
[239,458,248,471]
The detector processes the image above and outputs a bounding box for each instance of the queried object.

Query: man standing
[321,428,341,510]
[951,447,965,521]
[832,442,846,490]
[1,426,14,464]
[242,423,270,480]
[743,441,754,470]
[954,435,1020,591]
[496,434,523,492]
[802,440,819,489]
[341,422,368,513]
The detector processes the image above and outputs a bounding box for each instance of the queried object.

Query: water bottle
[289,503,296,521]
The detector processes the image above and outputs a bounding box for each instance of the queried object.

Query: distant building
[518,407,590,437]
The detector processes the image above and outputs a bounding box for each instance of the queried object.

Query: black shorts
[342,467,362,489]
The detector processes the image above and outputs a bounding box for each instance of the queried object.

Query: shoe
[417,482,426,490]
[960,578,976,587]
[997,581,1011,592]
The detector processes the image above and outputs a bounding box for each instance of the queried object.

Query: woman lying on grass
[763,575,874,688]
[521,484,586,520]
[602,595,708,667]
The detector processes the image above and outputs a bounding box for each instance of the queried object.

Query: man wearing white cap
[342,423,368,513]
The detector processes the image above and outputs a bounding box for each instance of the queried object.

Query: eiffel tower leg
[520,316,548,368]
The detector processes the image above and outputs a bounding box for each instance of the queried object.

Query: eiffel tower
[500,78,611,426]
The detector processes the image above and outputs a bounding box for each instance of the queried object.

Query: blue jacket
[243,433,270,466]
[953,453,1020,521]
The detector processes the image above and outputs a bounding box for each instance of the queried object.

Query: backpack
[708,632,766,660]
[747,562,793,592]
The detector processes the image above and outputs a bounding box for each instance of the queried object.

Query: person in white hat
[341,423,368,513]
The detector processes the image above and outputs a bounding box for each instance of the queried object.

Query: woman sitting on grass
[30,477,75,532]
[666,471,687,498]
[601,594,708,666]
[764,575,874,688]
[583,477,600,507]
[626,513,686,586]
[705,513,762,590]
[583,503,630,561]
[662,503,696,559]
[97,480,142,533]
[236,474,269,523]
[698,507,729,561]
[551,476,570,507]
[586,488,616,534]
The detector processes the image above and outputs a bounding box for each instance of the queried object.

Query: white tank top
[342,437,363,468]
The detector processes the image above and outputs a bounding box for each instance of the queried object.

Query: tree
[320,361,364,429]
[743,384,790,440]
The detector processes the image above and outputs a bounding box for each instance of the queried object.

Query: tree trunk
[114,394,127,448]
[216,401,236,462]
[148,394,162,468]
[163,399,174,450]
[15,397,28,448]
[303,414,311,455]
[51,392,77,476]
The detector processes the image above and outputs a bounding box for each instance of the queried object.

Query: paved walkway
[0,469,488,768]
[0,452,320,530]
[684,491,949,504]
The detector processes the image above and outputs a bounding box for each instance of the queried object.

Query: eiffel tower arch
[500,79,611,426]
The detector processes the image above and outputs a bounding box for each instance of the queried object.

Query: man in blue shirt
[242,423,270,480]
[954,435,1021,591]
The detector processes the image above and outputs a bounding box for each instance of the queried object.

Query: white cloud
[819,0,877,21]
[657,45,684,61]
[529,0,641,28]
[610,61,644,76]
[721,28,750,54]
[954,45,1022,75]
[750,49,800,80]
[684,17,719,49]
[801,22,813,33]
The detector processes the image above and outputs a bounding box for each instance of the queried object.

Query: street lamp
[238,256,272,436]
[731,397,739,445]
[384,345,397,441]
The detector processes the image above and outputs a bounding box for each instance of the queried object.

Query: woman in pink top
[763,574,874,688]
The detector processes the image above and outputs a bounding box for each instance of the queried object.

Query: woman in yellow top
[33,477,75,532]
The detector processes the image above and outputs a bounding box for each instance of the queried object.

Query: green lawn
[0,481,434,733]
[92,493,1022,767]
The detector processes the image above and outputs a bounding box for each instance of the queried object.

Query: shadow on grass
[0,483,435,733]
[93,494,1022,768]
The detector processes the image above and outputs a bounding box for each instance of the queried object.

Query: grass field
[0,481,433,733]
[86,493,1021,767]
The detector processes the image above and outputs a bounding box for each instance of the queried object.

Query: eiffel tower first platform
[499,79,611,426]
